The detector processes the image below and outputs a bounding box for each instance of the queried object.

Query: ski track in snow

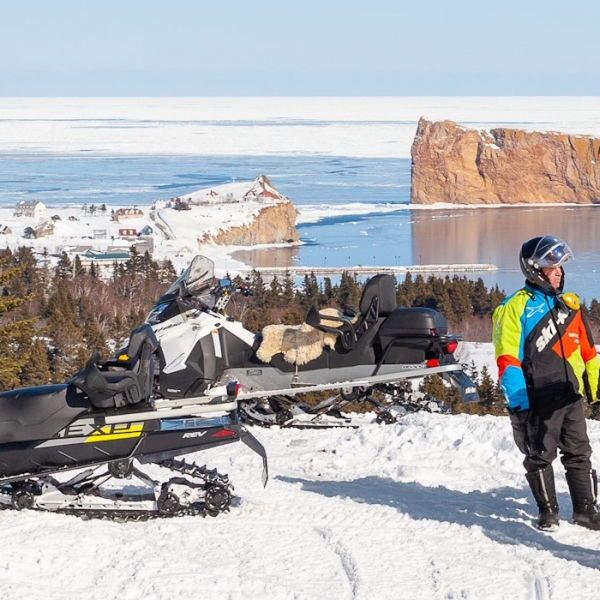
[4,410,600,599]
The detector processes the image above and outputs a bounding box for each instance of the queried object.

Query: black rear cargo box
[376,307,448,363]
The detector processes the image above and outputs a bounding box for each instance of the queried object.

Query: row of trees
[0,247,177,389]
[3,246,600,416]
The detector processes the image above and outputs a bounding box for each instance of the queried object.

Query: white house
[13,201,46,219]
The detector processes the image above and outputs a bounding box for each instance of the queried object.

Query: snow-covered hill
[4,410,600,599]
[3,344,600,600]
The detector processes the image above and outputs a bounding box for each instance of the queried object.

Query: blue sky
[1,0,598,96]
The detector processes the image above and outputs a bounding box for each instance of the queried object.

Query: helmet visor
[535,240,573,268]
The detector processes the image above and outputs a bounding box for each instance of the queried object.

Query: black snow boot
[565,468,600,531]
[525,466,560,531]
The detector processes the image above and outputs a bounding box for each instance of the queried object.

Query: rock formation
[173,174,299,247]
[410,118,600,205]
[198,201,299,246]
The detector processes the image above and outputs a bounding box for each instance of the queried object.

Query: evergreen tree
[447,276,473,321]
[477,365,505,415]
[109,313,132,351]
[471,278,492,316]
[19,338,51,387]
[300,272,322,309]
[248,270,268,308]
[281,270,295,306]
[336,271,360,313]
[45,282,85,379]
[410,273,430,307]
[0,256,37,389]
[159,258,178,284]
[73,254,86,276]
[269,275,283,304]
[54,251,73,280]
[126,246,143,282]
[322,277,334,303]
[489,285,506,312]
[82,318,110,359]
[397,271,416,306]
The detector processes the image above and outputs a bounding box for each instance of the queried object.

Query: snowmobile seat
[305,305,357,350]
[304,275,397,352]
[353,274,397,339]
[72,323,159,409]
[0,383,89,444]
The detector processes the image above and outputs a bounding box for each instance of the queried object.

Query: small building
[77,249,131,277]
[0,225,12,235]
[93,229,107,239]
[134,239,154,255]
[14,201,46,219]
[112,208,143,223]
[138,225,153,236]
[119,228,137,237]
[34,221,55,238]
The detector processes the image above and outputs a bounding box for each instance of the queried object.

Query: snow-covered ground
[2,96,600,158]
[4,343,600,600]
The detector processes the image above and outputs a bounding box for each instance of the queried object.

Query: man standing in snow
[492,235,600,531]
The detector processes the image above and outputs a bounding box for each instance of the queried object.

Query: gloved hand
[508,409,531,455]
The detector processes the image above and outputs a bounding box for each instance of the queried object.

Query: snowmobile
[0,319,268,519]
[148,255,479,428]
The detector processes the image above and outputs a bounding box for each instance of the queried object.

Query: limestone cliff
[410,118,600,205]
[188,175,299,246]
[197,200,299,246]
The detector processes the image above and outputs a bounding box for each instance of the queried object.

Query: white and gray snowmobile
[149,255,479,429]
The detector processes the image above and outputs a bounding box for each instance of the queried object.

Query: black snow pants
[520,394,592,473]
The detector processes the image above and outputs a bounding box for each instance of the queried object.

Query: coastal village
[0,175,299,276]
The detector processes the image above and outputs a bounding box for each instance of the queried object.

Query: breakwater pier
[236,263,498,278]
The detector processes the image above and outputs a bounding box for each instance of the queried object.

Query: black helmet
[519,235,573,294]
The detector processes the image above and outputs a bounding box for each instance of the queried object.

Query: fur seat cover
[256,308,344,365]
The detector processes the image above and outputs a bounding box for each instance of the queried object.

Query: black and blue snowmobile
[0,305,268,518]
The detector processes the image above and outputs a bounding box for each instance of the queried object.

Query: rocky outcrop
[163,174,300,247]
[410,118,600,205]
[198,201,299,246]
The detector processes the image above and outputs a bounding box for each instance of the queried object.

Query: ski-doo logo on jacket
[492,284,600,412]
[535,311,567,353]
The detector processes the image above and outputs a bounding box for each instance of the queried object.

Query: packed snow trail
[3,411,600,599]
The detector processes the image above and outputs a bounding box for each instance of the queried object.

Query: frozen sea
[2,96,600,300]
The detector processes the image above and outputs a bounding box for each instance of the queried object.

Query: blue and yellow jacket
[492,283,599,411]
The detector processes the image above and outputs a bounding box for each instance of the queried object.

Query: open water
[2,97,600,301]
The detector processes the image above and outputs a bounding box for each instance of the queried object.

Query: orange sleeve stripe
[575,312,598,360]
[497,354,521,379]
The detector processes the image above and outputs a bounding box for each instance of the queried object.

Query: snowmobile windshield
[165,255,215,298]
